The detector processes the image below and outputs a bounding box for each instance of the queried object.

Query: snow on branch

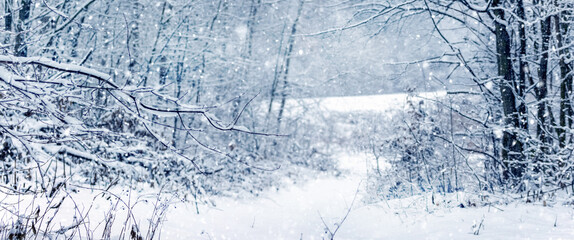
[0,55,270,135]
[0,55,117,88]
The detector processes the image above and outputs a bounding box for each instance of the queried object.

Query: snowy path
[158,151,574,239]
[160,152,369,240]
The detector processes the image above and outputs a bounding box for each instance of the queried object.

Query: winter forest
[1,0,574,239]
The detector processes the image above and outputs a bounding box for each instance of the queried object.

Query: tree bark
[197,0,223,103]
[492,0,523,180]
[537,10,551,148]
[517,0,528,132]
[127,0,143,85]
[277,0,304,131]
[14,0,31,57]
[4,0,12,35]
[557,6,573,148]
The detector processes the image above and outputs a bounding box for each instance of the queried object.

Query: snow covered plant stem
[472,215,485,235]
[319,181,361,240]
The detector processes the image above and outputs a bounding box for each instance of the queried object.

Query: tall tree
[516,0,529,133]
[492,0,524,180]
[276,0,304,130]
[14,0,31,57]
[557,2,573,148]
[3,0,12,46]
[536,1,552,150]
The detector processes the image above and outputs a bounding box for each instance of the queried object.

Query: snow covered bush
[360,92,506,199]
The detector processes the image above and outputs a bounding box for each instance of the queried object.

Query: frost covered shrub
[380,96,450,196]
[363,93,497,199]
[181,111,338,198]
[0,63,337,210]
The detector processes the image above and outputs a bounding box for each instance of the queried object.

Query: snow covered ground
[3,150,573,239]
[155,151,574,240]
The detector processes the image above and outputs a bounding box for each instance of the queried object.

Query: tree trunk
[197,0,223,103]
[517,0,528,132]
[277,0,304,131]
[557,6,573,148]
[537,11,551,148]
[140,0,168,87]
[3,0,12,46]
[127,0,143,85]
[244,0,260,61]
[267,23,286,118]
[14,0,31,57]
[492,0,523,180]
